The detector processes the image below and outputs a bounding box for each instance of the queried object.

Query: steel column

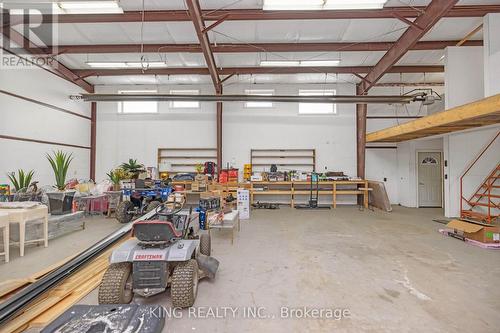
[90,102,97,181]
[216,90,223,177]
[356,85,367,180]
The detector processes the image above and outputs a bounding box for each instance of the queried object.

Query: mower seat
[133,220,183,242]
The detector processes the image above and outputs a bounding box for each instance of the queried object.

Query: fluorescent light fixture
[260,60,340,67]
[263,0,388,10]
[260,60,300,67]
[57,1,124,14]
[299,60,340,66]
[87,61,168,68]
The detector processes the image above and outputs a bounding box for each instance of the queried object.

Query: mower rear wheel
[98,263,133,304]
[116,201,134,223]
[171,259,198,308]
[146,200,161,213]
[200,233,211,256]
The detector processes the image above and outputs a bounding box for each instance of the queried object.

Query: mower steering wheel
[155,200,184,216]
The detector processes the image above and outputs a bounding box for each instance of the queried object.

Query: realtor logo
[0,2,58,69]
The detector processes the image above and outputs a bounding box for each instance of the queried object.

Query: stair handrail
[460,130,500,215]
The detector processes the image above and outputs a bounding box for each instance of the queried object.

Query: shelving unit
[157,148,217,174]
[250,149,316,172]
[249,180,368,208]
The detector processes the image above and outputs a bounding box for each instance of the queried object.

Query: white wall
[95,83,357,180]
[484,13,500,97]
[0,56,91,187]
[365,85,443,204]
[445,46,484,108]
[397,138,443,208]
[444,126,500,217]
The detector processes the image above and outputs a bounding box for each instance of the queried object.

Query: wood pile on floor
[0,238,128,333]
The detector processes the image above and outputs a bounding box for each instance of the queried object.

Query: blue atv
[116,180,173,223]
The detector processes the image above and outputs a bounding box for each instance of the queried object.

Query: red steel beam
[51,40,482,54]
[19,6,500,24]
[1,28,93,93]
[360,0,459,93]
[90,102,97,181]
[73,65,443,77]
[185,0,220,91]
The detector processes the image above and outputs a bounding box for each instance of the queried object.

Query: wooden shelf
[157,147,217,174]
[250,148,316,172]
[159,156,216,159]
[293,190,333,195]
[251,155,314,159]
[251,163,314,167]
[249,180,369,208]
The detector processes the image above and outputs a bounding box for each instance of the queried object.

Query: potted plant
[195,163,204,174]
[120,159,145,179]
[107,168,129,191]
[7,169,35,201]
[46,150,75,215]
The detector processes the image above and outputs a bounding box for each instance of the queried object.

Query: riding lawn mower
[99,198,219,308]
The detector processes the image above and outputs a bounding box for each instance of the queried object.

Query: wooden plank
[1,238,128,332]
[366,94,500,142]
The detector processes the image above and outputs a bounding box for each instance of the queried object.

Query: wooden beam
[185,0,220,90]
[360,0,459,93]
[366,94,500,142]
[456,23,483,46]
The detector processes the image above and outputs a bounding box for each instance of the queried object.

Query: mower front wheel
[116,201,134,223]
[171,259,198,308]
[98,263,133,304]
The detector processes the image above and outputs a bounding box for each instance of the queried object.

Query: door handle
[419,182,424,185]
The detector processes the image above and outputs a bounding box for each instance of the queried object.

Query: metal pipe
[0,209,157,326]
[72,93,424,104]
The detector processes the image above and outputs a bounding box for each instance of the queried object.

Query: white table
[0,205,48,257]
[0,212,9,262]
[209,210,240,245]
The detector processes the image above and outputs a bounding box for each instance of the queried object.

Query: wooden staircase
[461,164,500,224]
[460,131,500,225]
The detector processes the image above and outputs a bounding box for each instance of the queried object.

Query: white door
[418,152,442,207]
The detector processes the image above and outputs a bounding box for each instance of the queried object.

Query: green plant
[195,163,204,174]
[107,168,129,185]
[7,169,35,191]
[120,159,145,178]
[46,150,73,191]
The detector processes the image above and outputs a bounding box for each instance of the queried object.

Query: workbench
[172,180,369,208]
[250,180,369,208]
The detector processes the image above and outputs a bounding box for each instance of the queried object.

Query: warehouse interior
[0,0,499,332]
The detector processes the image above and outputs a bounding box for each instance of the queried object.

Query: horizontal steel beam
[73,93,425,104]
[73,65,444,77]
[51,40,482,54]
[14,6,500,24]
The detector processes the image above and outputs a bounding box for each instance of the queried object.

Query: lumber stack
[0,238,128,333]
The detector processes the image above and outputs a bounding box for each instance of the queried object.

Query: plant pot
[113,184,121,191]
[47,190,75,215]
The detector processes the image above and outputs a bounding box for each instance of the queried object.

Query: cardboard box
[446,220,500,243]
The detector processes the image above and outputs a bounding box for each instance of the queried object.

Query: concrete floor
[0,216,122,281]
[67,206,500,333]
